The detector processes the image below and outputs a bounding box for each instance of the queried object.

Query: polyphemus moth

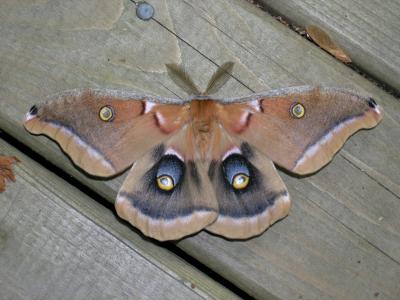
[24,62,383,241]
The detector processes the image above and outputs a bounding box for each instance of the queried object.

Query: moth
[24,62,383,241]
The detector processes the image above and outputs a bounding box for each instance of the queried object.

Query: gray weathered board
[0,140,238,299]
[260,0,400,91]
[0,0,399,299]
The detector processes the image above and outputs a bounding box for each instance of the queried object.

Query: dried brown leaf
[0,156,20,192]
[306,25,352,63]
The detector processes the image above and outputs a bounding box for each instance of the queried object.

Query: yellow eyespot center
[232,173,250,190]
[291,103,305,118]
[99,106,114,122]
[157,175,175,191]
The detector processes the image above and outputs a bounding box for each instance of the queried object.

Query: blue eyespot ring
[222,154,251,190]
[155,155,184,192]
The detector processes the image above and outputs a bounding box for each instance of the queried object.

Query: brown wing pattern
[206,142,291,239]
[114,113,291,240]
[24,89,189,177]
[217,86,383,175]
[116,141,218,241]
[24,85,383,241]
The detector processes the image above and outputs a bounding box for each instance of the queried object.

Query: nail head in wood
[136,2,154,21]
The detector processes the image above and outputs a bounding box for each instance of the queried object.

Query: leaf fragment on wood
[0,156,20,192]
[306,25,352,63]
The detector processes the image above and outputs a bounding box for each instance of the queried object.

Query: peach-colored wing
[116,130,219,241]
[205,141,291,239]
[24,89,189,177]
[217,86,383,175]
[116,122,291,241]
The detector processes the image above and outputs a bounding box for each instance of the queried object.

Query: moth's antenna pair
[166,62,234,96]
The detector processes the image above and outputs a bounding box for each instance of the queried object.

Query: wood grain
[0,139,238,299]
[260,0,400,91]
[0,0,399,299]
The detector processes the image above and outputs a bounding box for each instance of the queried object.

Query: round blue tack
[136,2,154,21]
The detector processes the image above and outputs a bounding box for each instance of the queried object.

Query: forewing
[217,86,383,175]
[24,89,188,177]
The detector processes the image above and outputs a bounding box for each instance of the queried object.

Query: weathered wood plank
[259,0,400,91]
[0,0,399,299]
[0,138,239,299]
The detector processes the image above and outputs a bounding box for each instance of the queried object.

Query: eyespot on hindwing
[232,173,250,190]
[154,155,184,192]
[156,175,175,191]
[223,154,251,191]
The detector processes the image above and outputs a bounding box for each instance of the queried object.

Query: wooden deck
[260,0,400,91]
[0,0,399,299]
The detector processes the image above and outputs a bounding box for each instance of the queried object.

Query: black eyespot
[222,154,251,190]
[368,98,377,108]
[155,155,184,192]
[29,105,38,115]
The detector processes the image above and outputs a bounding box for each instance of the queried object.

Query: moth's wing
[217,86,383,175]
[24,89,188,177]
[115,129,218,241]
[205,130,291,239]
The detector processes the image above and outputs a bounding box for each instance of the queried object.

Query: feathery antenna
[166,61,235,96]
[165,63,201,96]
[205,61,234,95]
